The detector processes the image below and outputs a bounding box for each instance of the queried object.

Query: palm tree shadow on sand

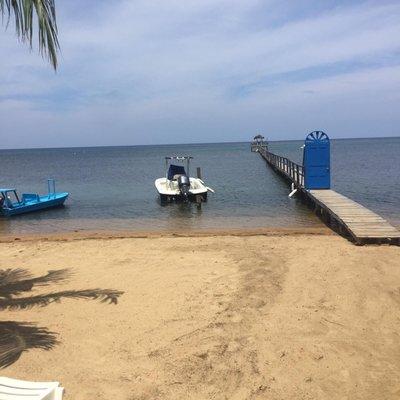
[0,268,123,368]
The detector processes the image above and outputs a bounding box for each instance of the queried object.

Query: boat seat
[22,193,40,203]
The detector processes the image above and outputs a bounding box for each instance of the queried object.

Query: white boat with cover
[155,156,214,203]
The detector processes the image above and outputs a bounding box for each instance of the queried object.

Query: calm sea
[0,138,399,235]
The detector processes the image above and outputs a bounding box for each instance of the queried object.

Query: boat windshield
[3,190,20,207]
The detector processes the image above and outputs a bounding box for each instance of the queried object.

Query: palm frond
[0,268,32,286]
[0,268,70,298]
[30,268,71,286]
[0,288,124,310]
[0,321,58,368]
[0,268,70,286]
[0,0,60,69]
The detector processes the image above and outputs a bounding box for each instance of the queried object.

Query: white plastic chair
[0,377,63,400]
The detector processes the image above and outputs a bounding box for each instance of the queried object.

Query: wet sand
[1,233,399,399]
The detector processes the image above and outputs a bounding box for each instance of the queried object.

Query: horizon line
[0,135,399,151]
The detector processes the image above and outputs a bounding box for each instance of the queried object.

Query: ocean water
[0,138,399,235]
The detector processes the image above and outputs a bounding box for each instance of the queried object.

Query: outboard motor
[177,175,190,201]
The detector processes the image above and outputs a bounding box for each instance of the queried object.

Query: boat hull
[160,191,208,203]
[1,193,69,216]
[155,177,210,203]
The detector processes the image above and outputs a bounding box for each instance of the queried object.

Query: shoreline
[0,226,334,243]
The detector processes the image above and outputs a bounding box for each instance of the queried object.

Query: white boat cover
[0,377,63,400]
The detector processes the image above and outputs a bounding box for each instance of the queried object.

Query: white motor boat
[155,156,214,203]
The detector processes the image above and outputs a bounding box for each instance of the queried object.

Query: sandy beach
[1,232,399,399]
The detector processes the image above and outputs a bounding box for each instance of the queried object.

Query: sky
[0,0,399,149]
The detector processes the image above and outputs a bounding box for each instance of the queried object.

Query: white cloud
[0,0,399,147]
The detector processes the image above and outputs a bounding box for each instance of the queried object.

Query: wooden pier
[252,136,400,245]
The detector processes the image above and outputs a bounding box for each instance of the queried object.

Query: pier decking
[252,136,399,245]
[308,189,400,244]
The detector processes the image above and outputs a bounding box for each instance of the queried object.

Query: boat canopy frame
[165,156,193,180]
[0,189,21,205]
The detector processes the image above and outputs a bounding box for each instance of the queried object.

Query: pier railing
[256,145,304,187]
[251,140,268,152]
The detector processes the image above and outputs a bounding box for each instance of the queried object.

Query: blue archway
[303,131,330,189]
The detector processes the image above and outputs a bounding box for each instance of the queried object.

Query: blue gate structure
[303,131,330,190]
[251,131,400,245]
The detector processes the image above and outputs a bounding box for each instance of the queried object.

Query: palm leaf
[0,268,69,287]
[0,288,124,310]
[0,321,58,368]
[0,268,32,286]
[0,268,70,298]
[0,0,59,69]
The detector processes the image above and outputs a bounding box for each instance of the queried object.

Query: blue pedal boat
[0,179,69,216]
